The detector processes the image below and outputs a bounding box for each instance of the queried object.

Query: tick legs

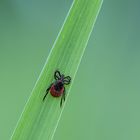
[43,83,52,101]
[60,87,66,107]
[54,70,61,80]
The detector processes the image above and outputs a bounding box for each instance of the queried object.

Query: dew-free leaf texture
[11,0,103,139]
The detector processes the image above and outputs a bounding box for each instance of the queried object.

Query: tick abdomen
[50,85,64,97]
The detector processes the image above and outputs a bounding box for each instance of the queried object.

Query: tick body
[43,70,71,107]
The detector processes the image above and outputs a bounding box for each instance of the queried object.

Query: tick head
[54,80,64,91]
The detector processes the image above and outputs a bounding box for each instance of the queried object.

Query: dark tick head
[54,81,63,91]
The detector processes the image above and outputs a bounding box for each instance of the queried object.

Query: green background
[0,0,140,140]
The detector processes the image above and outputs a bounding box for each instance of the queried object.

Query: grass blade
[11,0,103,139]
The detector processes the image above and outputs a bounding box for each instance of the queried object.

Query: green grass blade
[11,0,103,139]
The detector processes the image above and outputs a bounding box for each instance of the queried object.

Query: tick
[43,70,71,107]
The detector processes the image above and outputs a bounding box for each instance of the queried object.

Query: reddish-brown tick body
[50,81,64,97]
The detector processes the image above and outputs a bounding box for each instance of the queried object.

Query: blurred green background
[0,0,140,140]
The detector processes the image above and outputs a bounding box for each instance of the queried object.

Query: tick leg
[60,87,66,107]
[60,97,63,107]
[54,70,61,80]
[64,76,71,85]
[63,87,66,101]
[43,83,52,101]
